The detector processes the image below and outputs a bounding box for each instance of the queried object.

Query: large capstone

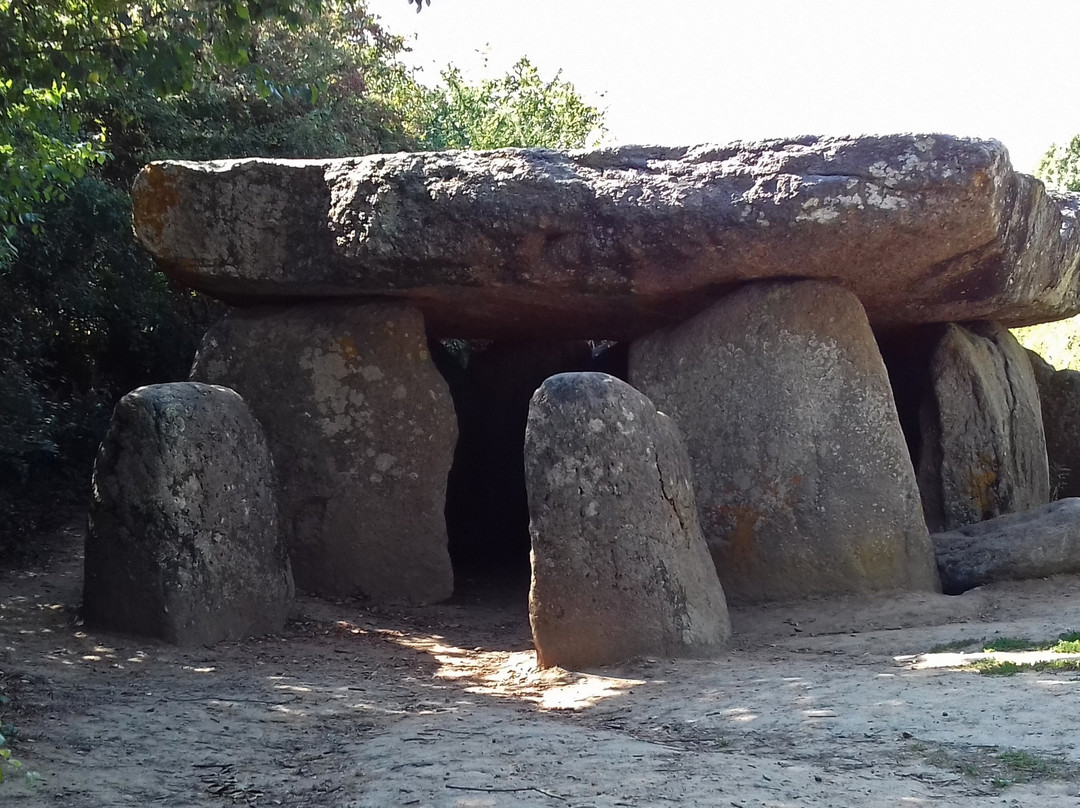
[84,382,292,645]
[190,301,456,603]
[933,499,1080,594]
[630,280,940,603]
[132,136,1080,338]
[1027,349,1080,499]
[917,323,1050,531]
[525,372,731,669]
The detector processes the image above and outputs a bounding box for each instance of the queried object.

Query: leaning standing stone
[191,301,456,603]
[525,372,731,670]
[1027,349,1080,499]
[918,323,1050,531]
[84,382,293,645]
[630,280,939,603]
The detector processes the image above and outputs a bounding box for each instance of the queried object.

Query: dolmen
[84,134,1080,657]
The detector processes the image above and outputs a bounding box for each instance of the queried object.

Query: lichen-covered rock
[933,499,1080,594]
[84,382,292,645]
[132,136,1080,338]
[190,301,455,603]
[525,372,730,669]
[1027,349,1080,499]
[630,280,940,603]
[918,323,1050,531]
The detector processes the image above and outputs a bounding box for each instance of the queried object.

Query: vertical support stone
[630,280,939,603]
[191,301,455,603]
[85,383,292,645]
[1028,349,1080,499]
[525,373,730,669]
[918,323,1050,531]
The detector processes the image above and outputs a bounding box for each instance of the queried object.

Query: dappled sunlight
[721,706,758,723]
[389,630,645,711]
[899,649,1080,672]
[327,617,644,710]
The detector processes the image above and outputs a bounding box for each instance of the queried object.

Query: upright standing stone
[84,383,293,645]
[1027,349,1080,499]
[191,301,455,603]
[525,373,730,669]
[630,280,939,603]
[918,323,1050,531]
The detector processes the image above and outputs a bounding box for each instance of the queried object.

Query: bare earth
[3,525,1080,807]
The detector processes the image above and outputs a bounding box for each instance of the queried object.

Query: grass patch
[968,659,1022,676]
[916,740,1076,790]
[982,637,1038,652]
[999,750,1058,776]
[967,657,1080,676]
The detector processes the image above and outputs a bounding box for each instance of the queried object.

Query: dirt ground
[3,525,1080,807]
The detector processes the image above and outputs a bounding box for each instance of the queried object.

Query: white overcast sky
[366,0,1080,174]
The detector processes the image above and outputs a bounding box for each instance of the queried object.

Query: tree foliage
[418,58,604,150]
[1036,137,1080,193]
[0,0,606,558]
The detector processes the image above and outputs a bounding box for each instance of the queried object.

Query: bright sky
[367,0,1080,174]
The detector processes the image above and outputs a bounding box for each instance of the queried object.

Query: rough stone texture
[630,280,940,603]
[84,382,292,645]
[1027,349,1080,499]
[190,301,456,603]
[933,499,1080,594]
[525,372,731,669]
[131,135,1080,338]
[918,323,1050,532]
[433,339,593,576]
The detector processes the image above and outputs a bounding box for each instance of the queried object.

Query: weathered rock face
[917,323,1050,531]
[933,499,1080,594]
[190,301,456,603]
[630,280,940,603]
[525,372,730,669]
[84,383,292,645]
[434,339,593,577]
[1027,349,1080,499]
[132,136,1080,339]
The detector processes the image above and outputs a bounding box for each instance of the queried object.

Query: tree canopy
[0,0,606,556]
[1037,137,1080,193]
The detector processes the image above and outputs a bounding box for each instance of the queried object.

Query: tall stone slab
[190,301,455,603]
[918,323,1050,531]
[1027,349,1080,499]
[525,373,731,669]
[84,383,293,645]
[630,280,939,603]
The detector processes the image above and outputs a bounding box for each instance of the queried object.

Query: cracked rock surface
[630,280,940,603]
[133,134,1080,338]
[524,372,730,669]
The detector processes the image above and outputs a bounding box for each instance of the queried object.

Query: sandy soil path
[3,524,1080,806]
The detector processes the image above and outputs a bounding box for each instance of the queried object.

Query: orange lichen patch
[338,335,358,362]
[968,457,998,517]
[714,503,763,575]
[131,164,182,249]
